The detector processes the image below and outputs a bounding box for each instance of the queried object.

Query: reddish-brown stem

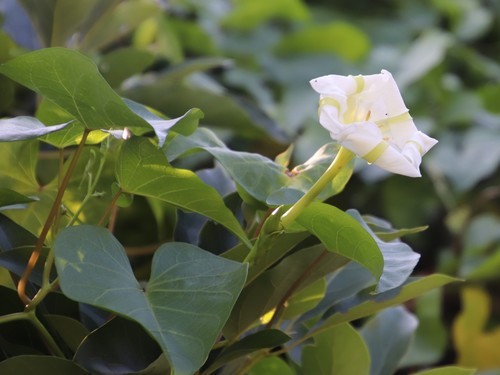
[17,129,90,306]
[265,249,329,329]
[98,188,123,227]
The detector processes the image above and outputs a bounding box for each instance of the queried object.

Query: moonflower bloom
[310,70,438,177]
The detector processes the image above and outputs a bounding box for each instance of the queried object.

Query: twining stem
[17,129,90,305]
[280,146,354,229]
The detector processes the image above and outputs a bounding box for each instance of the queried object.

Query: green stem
[26,310,65,357]
[280,146,354,229]
[0,312,29,325]
[0,311,64,357]
[67,144,108,227]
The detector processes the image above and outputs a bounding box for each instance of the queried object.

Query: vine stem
[17,129,90,306]
[98,188,123,227]
[280,146,354,229]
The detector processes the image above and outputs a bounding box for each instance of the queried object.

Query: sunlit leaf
[0,48,150,130]
[275,22,370,61]
[54,225,248,375]
[116,137,250,246]
[296,203,383,283]
[302,323,370,375]
[412,366,476,375]
[248,357,294,375]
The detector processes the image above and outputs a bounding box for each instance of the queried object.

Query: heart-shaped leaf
[54,225,248,375]
[116,137,250,247]
[0,48,149,130]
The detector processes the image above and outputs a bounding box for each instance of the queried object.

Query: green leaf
[221,0,310,30]
[400,289,447,367]
[74,316,162,374]
[0,355,87,375]
[0,188,36,209]
[296,203,383,282]
[166,128,287,204]
[206,329,291,373]
[116,137,250,246]
[224,245,348,339]
[0,48,149,130]
[17,0,57,47]
[248,357,294,375]
[45,314,89,353]
[80,0,160,51]
[266,143,354,205]
[0,116,72,141]
[123,98,202,146]
[100,47,155,87]
[275,22,370,61]
[412,367,476,375]
[54,225,248,375]
[360,307,418,375]
[363,214,428,242]
[310,275,458,338]
[302,323,370,375]
[282,278,326,320]
[348,210,421,293]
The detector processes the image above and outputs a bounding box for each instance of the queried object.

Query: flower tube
[310,70,437,177]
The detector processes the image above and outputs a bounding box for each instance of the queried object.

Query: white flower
[310,70,438,177]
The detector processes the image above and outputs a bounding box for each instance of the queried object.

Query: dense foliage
[0,0,499,374]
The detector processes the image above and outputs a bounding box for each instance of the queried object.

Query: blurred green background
[1,0,500,372]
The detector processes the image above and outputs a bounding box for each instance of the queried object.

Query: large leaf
[0,356,87,375]
[167,129,353,205]
[0,116,72,141]
[302,323,370,375]
[166,127,287,204]
[307,275,458,339]
[0,48,149,130]
[224,245,348,339]
[54,225,248,375]
[116,137,250,246]
[74,316,162,374]
[412,367,476,375]
[348,210,421,293]
[360,307,418,375]
[296,203,383,283]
